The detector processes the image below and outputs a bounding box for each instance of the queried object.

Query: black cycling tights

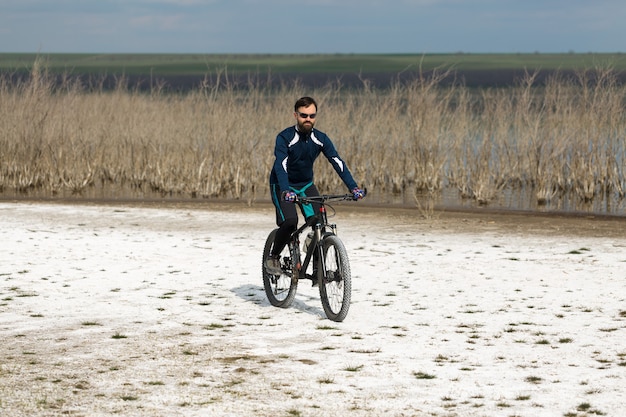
[271,217,297,257]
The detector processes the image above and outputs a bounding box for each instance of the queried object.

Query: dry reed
[1,59,625,212]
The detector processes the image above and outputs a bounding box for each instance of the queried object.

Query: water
[3,184,626,218]
[367,186,626,218]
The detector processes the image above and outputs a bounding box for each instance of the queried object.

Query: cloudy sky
[1,0,624,54]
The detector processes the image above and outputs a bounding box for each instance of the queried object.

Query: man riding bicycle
[266,96,364,274]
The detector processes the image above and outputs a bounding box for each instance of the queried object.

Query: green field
[1,53,626,76]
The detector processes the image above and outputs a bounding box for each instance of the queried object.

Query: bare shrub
[1,60,625,211]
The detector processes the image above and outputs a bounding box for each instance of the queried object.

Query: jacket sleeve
[272,133,291,193]
[321,135,358,191]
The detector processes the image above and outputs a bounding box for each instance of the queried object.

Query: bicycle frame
[262,190,364,321]
[290,194,349,282]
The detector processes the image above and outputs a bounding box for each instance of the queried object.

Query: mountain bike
[262,192,363,322]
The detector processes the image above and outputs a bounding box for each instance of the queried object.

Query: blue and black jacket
[269,125,358,195]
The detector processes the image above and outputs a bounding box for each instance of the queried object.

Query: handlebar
[296,188,367,205]
[297,194,353,204]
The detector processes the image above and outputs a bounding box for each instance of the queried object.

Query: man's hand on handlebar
[351,187,365,201]
[281,190,297,203]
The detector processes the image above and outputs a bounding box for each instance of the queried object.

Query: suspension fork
[312,204,339,281]
[313,223,327,280]
[288,240,301,281]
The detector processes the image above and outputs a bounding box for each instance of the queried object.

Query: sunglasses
[297,112,317,119]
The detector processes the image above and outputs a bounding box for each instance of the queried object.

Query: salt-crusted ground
[1,201,625,417]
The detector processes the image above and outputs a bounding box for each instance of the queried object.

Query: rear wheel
[262,229,298,308]
[318,235,351,322]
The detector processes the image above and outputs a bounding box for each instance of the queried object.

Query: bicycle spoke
[318,235,351,322]
[262,229,298,308]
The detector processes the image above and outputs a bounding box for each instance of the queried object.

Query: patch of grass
[349,348,381,354]
[16,291,38,298]
[568,247,591,254]
[414,371,436,380]
[145,381,165,386]
[73,381,90,390]
[159,291,176,299]
[434,354,449,363]
[525,375,543,384]
[461,308,484,314]
[599,327,618,332]
[344,364,364,372]
[576,402,606,415]
[220,354,257,363]
[317,376,334,384]
[121,395,138,401]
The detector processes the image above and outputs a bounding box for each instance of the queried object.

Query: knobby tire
[318,235,352,322]
[262,229,298,308]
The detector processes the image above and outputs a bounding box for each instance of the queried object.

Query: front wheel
[318,235,352,322]
[262,229,298,308]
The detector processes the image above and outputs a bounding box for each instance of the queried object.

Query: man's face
[294,104,317,133]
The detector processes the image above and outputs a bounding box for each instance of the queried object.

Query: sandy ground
[1,200,625,417]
